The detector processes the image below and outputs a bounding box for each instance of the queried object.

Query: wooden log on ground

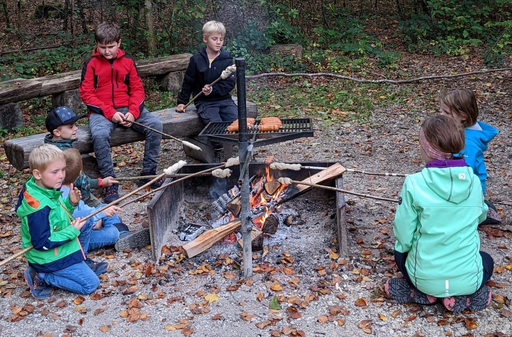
[0,54,192,105]
[183,220,241,258]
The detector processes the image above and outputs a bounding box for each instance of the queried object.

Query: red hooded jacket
[79,48,145,121]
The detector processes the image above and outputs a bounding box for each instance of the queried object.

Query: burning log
[183,220,241,258]
[237,227,263,251]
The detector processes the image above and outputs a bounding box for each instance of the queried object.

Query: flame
[249,163,286,229]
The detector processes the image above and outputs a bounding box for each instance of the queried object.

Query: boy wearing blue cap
[45,106,118,207]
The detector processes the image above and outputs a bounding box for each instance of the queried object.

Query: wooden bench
[4,100,258,171]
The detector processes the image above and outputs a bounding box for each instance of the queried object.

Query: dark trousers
[394,250,494,293]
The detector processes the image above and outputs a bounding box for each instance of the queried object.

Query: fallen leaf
[99,325,110,332]
[269,296,282,310]
[205,293,219,303]
[286,306,302,319]
[270,282,283,292]
[240,312,254,321]
[73,296,85,305]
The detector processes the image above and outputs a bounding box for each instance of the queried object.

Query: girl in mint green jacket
[386,115,493,313]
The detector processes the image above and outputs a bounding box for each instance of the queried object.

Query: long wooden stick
[0,246,33,266]
[283,178,398,203]
[184,65,236,108]
[119,163,226,208]
[0,171,168,266]
[128,120,201,151]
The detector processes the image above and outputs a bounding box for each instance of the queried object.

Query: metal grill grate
[198,118,314,147]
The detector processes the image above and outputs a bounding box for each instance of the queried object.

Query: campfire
[206,163,301,248]
[146,161,346,260]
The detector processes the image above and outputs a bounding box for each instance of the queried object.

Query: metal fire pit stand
[236,58,253,278]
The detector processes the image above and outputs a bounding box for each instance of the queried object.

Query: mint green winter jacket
[393,160,488,297]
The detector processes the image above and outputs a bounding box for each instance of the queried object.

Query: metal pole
[236,58,252,278]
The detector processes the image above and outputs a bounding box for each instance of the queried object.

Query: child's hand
[202,85,212,96]
[112,111,125,124]
[72,217,86,230]
[103,205,122,217]
[102,176,119,187]
[69,184,82,205]
[93,219,103,230]
[176,104,186,113]
[119,112,134,127]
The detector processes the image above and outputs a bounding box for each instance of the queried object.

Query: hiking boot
[115,228,150,251]
[85,257,108,275]
[140,168,164,188]
[442,285,492,313]
[385,278,437,305]
[104,184,119,204]
[479,200,501,225]
[25,265,53,299]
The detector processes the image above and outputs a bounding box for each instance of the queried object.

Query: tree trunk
[63,0,69,31]
[145,0,156,56]
[76,0,87,33]
[1,0,9,29]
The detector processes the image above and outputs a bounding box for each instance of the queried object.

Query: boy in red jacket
[79,22,163,203]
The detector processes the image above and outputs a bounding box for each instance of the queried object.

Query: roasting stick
[277,177,398,203]
[270,162,408,177]
[128,120,202,152]
[119,157,240,208]
[0,160,188,267]
[184,65,237,109]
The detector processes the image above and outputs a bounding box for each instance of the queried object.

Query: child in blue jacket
[440,88,500,225]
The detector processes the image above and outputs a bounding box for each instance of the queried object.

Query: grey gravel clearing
[0,66,511,337]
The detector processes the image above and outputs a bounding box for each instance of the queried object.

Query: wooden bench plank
[4,100,257,171]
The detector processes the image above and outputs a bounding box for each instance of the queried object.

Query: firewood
[183,220,241,258]
[227,196,241,217]
[264,180,281,195]
[237,227,263,251]
[262,213,279,234]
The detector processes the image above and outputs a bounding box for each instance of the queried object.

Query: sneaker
[85,257,108,275]
[25,266,53,299]
[140,168,165,188]
[104,184,119,204]
[115,228,150,251]
[480,200,501,225]
[442,285,492,313]
[385,278,437,305]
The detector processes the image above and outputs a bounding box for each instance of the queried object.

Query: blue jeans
[40,216,99,294]
[88,214,120,251]
[89,107,163,178]
[196,98,238,124]
[43,261,99,294]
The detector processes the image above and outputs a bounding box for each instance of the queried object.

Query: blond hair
[29,144,65,173]
[63,148,83,185]
[202,20,226,37]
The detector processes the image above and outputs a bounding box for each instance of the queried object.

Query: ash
[172,184,338,263]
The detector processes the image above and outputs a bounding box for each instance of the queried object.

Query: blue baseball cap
[46,106,86,134]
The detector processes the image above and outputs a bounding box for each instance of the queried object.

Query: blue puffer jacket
[393,159,488,297]
[462,120,498,194]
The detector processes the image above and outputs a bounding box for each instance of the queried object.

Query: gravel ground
[0,67,511,337]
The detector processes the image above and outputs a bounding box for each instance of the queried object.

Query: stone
[0,103,23,131]
[158,71,185,93]
[51,89,87,113]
